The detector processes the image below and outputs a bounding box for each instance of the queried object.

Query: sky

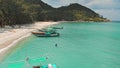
[42,0,120,21]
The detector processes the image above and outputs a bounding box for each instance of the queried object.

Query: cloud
[42,0,86,7]
[86,0,120,9]
[86,0,113,8]
[95,9,120,21]
[42,0,120,9]
[41,0,61,7]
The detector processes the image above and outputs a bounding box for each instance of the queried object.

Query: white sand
[0,22,59,59]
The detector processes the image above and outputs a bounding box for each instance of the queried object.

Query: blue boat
[32,27,60,37]
[49,27,63,29]
[32,32,60,37]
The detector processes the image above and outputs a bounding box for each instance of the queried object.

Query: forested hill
[0,0,109,27]
[42,3,107,21]
[24,0,53,10]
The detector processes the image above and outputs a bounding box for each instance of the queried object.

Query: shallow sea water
[0,22,120,68]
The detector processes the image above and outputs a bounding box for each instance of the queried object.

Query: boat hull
[32,32,60,37]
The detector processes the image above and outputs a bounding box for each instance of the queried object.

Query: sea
[0,21,120,68]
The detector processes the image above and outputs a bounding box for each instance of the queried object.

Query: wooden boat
[50,27,63,29]
[32,32,60,37]
[32,27,61,37]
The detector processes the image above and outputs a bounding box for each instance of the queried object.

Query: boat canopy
[8,57,46,68]
[42,28,56,33]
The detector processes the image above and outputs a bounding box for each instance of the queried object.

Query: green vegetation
[41,3,109,22]
[0,0,109,27]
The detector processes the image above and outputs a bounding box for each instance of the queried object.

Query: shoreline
[0,33,31,61]
[0,22,59,60]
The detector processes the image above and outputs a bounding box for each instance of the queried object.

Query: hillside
[31,1,109,22]
[0,0,109,27]
[24,0,53,10]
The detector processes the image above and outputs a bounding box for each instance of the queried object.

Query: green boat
[32,32,60,37]
[32,27,60,37]
[50,27,63,29]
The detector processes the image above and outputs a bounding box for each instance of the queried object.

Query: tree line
[0,0,39,27]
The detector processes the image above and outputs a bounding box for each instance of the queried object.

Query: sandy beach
[0,22,59,60]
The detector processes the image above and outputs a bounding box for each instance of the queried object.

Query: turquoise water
[1,22,120,68]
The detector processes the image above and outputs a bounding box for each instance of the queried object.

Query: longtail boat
[32,27,60,37]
